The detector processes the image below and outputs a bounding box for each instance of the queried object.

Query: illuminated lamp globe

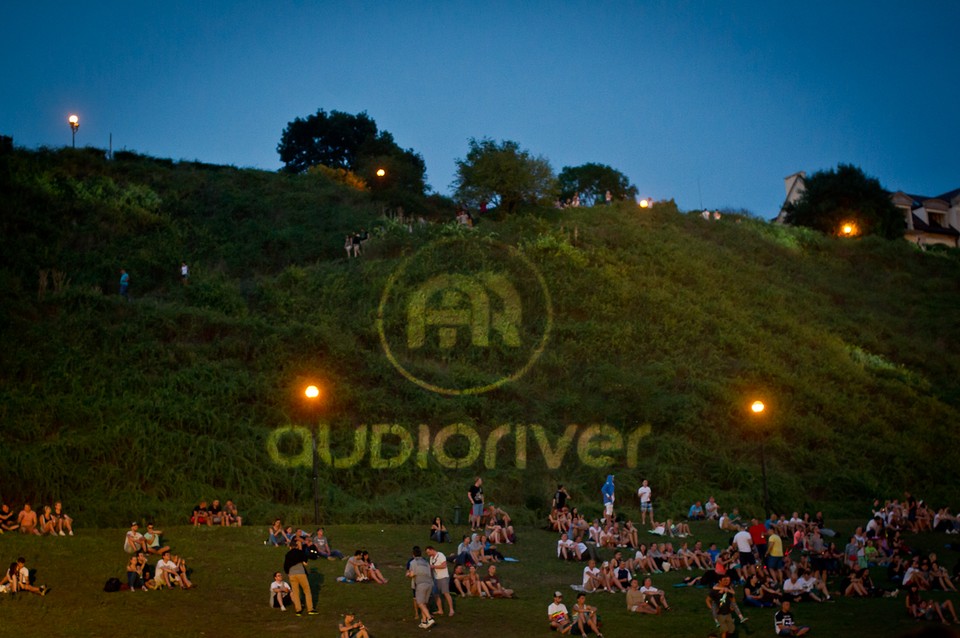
[639,199,649,208]
[751,400,765,414]
[68,115,79,126]
[376,168,386,177]
[304,385,320,399]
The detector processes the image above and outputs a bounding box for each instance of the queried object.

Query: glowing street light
[839,221,859,237]
[749,399,771,517]
[303,383,324,524]
[68,114,79,148]
[376,168,386,178]
[639,198,650,208]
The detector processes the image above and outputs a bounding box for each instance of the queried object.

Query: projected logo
[377,238,552,395]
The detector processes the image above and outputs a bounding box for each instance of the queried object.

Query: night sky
[3,1,958,215]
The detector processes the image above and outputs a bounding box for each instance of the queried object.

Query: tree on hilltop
[558,163,638,206]
[452,138,557,213]
[784,164,902,239]
[277,109,426,194]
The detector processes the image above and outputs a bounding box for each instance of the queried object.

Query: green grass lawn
[0,520,957,637]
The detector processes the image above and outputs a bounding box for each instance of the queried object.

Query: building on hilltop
[892,189,960,248]
[775,172,960,248]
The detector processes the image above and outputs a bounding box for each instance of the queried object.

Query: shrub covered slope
[1,147,958,526]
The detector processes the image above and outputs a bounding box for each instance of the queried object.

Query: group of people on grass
[0,557,47,596]
[541,479,960,636]
[122,521,193,590]
[190,499,242,527]
[0,501,73,536]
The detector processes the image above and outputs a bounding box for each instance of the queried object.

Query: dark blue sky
[3,1,957,215]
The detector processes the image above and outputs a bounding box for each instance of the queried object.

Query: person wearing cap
[124,522,148,553]
[548,591,574,633]
[338,612,369,638]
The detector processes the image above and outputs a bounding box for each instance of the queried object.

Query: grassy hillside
[1,146,958,527]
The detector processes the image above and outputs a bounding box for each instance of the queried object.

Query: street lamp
[303,384,323,524]
[839,221,858,237]
[639,198,650,208]
[750,400,771,517]
[68,114,79,148]
[376,168,386,178]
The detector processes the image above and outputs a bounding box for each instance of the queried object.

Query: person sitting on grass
[0,503,18,532]
[126,552,147,591]
[906,583,960,624]
[571,592,603,636]
[548,590,575,633]
[156,551,193,589]
[344,550,367,582]
[15,557,46,596]
[0,562,18,593]
[269,571,292,610]
[339,612,369,638]
[431,516,450,543]
[52,502,73,535]
[600,560,626,592]
[191,500,211,527]
[223,499,242,526]
[314,527,345,559]
[16,503,40,535]
[361,551,388,584]
[583,559,605,593]
[266,519,284,546]
[743,573,779,607]
[626,579,660,614]
[689,501,705,520]
[38,505,58,536]
[640,576,672,611]
[462,565,488,597]
[124,522,148,553]
[483,564,514,598]
[774,600,810,635]
[143,523,171,555]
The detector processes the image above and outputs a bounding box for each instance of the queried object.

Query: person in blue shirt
[602,475,616,524]
[689,501,705,520]
[119,269,130,300]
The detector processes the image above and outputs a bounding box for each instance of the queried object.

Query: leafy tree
[277,109,426,193]
[557,163,638,206]
[784,164,903,239]
[452,138,557,213]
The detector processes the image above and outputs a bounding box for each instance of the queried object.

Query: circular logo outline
[377,237,553,395]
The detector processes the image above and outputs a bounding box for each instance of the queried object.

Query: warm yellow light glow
[639,199,649,208]
[839,221,859,237]
[751,400,765,414]
[304,385,320,399]
[68,114,79,125]
[376,168,386,177]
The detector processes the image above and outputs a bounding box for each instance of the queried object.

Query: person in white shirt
[123,522,147,553]
[426,546,454,617]
[637,479,654,526]
[639,576,671,611]
[269,572,292,610]
[582,559,603,592]
[547,591,574,633]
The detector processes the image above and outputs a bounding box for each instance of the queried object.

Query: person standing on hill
[602,475,616,524]
[284,538,318,616]
[638,479,653,527]
[119,269,130,300]
[180,262,189,285]
[468,477,484,532]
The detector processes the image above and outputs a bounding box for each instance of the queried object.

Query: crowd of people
[0,501,73,536]
[5,480,960,636]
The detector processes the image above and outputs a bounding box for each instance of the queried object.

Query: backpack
[104,577,122,592]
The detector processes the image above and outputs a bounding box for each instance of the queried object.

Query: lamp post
[304,384,323,525]
[750,400,770,518]
[376,168,386,178]
[68,114,79,148]
[638,198,650,208]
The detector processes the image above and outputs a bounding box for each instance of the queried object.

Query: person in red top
[748,518,768,561]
